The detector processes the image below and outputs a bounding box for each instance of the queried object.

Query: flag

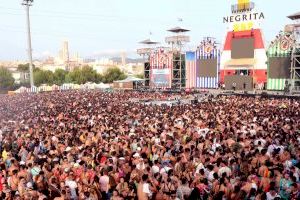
[185,51,196,88]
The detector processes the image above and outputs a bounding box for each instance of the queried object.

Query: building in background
[121,52,126,66]
[58,41,70,65]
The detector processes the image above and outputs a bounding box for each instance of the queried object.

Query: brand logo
[223,12,264,23]
[204,45,213,54]
[280,40,290,51]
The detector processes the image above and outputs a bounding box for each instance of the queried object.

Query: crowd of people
[0,90,299,200]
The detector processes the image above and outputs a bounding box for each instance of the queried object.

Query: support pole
[23,0,34,87]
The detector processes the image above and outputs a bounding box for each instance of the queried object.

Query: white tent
[52,84,59,91]
[96,83,111,89]
[114,76,144,83]
[15,86,27,93]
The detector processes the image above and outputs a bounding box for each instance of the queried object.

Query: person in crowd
[0,90,299,200]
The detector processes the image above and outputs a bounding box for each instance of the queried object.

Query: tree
[53,69,68,86]
[17,63,35,72]
[135,73,144,79]
[81,66,102,83]
[65,66,102,84]
[33,70,54,87]
[102,67,127,83]
[0,67,15,91]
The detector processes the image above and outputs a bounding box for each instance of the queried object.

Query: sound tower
[172,54,186,89]
[181,54,186,88]
[172,54,180,89]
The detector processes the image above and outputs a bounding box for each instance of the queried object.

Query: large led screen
[151,69,170,87]
[269,57,291,79]
[231,38,254,59]
[196,59,218,77]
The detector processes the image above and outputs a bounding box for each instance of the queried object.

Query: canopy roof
[139,39,159,45]
[167,26,190,33]
[288,12,300,20]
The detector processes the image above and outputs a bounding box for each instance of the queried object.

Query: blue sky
[0,0,299,60]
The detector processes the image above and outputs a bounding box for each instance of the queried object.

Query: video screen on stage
[269,57,291,79]
[152,69,170,87]
[231,38,254,59]
[196,59,218,77]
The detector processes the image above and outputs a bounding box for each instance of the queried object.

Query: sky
[0,0,299,60]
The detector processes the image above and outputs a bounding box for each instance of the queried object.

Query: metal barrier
[293,86,300,91]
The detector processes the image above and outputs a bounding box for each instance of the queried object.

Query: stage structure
[267,31,294,90]
[195,37,220,88]
[137,39,159,88]
[165,27,190,89]
[287,12,300,91]
[220,0,267,90]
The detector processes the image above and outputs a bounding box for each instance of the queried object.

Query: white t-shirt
[152,165,160,174]
[266,192,280,200]
[99,175,109,192]
[212,143,221,152]
[143,183,151,195]
[152,154,159,161]
[218,167,232,177]
[65,180,77,199]
[249,129,256,136]
[208,171,215,182]
[137,162,146,171]
[197,128,209,138]
[195,163,205,174]
[267,144,284,155]
[160,166,171,174]
[254,138,266,146]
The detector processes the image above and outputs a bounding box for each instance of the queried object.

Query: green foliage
[0,67,15,91]
[33,70,54,87]
[53,69,68,86]
[17,63,35,72]
[81,66,102,84]
[64,73,73,83]
[27,66,127,87]
[66,66,102,84]
[135,73,144,79]
[102,67,127,83]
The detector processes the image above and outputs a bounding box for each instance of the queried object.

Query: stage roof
[167,26,190,33]
[288,12,300,20]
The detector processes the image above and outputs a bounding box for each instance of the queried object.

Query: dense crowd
[0,90,299,200]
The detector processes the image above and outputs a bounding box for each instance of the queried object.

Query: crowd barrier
[12,83,111,94]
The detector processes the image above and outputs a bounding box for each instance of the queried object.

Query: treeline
[0,65,128,91]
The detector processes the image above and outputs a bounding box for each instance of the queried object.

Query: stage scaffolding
[137,39,159,88]
[287,12,300,91]
[165,27,190,89]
